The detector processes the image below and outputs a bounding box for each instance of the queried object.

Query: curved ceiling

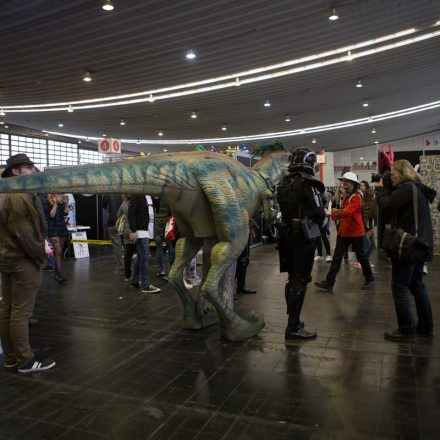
[1,0,440,153]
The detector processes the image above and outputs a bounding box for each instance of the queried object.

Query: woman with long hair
[44,193,69,282]
[376,160,435,340]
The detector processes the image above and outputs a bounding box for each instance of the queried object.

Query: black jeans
[326,236,373,286]
[391,259,433,334]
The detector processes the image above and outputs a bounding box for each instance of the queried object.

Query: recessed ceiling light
[148,94,155,103]
[264,99,271,108]
[0,119,4,125]
[235,77,241,86]
[158,130,164,136]
[356,79,363,88]
[186,50,196,60]
[284,115,291,122]
[68,106,74,113]
[44,132,49,136]
[163,148,168,152]
[58,121,64,127]
[374,140,379,144]
[221,124,227,131]
[363,99,369,107]
[102,133,107,137]
[83,71,92,82]
[329,7,339,21]
[120,118,126,126]
[371,127,376,133]
[346,50,353,61]
[312,138,317,144]
[0,109,5,116]
[147,152,151,155]
[360,156,364,160]
[191,111,198,119]
[78,140,82,144]
[101,0,114,11]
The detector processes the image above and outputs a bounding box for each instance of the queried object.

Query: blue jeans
[155,234,175,271]
[131,238,150,288]
[391,259,433,334]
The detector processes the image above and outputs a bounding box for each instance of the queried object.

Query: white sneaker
[326,256,332,262]
[314,256,323,262]
[141,285,161,294]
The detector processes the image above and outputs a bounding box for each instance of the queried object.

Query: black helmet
[288,147,316,173]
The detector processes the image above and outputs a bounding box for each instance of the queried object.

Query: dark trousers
[236,244,250,290]
[391,259,433,334]
[286,240,316,328]
[0,258,42,367]
[326,236,374,286]
[123,243,136,279]
[316,232,331,257]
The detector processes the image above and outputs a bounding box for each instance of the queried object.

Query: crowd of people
[0,149,437,374]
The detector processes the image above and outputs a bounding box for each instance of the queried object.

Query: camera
[371,170,393,190]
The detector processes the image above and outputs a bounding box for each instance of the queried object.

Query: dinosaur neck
[252,152,290,186]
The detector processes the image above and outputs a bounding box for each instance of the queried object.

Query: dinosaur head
[252,151,290,186]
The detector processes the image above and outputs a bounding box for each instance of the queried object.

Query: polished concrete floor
[0,242,439,440]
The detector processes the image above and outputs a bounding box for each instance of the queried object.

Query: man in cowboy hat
[0,153,56,373]
[315,171,374,292]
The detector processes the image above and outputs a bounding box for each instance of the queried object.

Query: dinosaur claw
[220,311,265,341]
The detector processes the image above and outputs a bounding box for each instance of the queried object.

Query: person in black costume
[235,239,256,294]
[276,147,325,339]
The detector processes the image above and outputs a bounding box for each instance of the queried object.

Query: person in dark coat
[376,159,436,341]
[276,147,325,339]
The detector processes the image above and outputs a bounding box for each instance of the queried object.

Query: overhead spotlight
[186,50,196,60]
[0,119,4,125]
[263,99,271,108]
[356,79,363,88]
[312,138,317,144]
[148,94,155,103]
[4,125,8,129]
[284,115,291,122]
[147,152,151,156]
[374,140,379,144]
[58,121,64,127]
[163,148,168,152]
[329,7,339,21]
[362,99,369,107]
[67,105,74,113]
[371,127,376,134]
[0,109,5,116]
[235,77,241,86]
[221,124,227,131]
[102,133,107,137]
[360,156,364,160]
[346,50,353,61]
[120,118,126,126]
[83,71,92,82]
[191,111,198,119]
[101,0,114,11]
[44,133,49,136]
[78,140,82,144]
[158,130,164,136]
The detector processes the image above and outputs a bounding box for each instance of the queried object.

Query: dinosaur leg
[201,240,265,341]
[168,236,218,330]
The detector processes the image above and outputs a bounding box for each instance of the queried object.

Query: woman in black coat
[376,160,436,341]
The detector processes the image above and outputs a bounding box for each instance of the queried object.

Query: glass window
[0,133,9,165]
[78,148,104,164]
[10,135,48,170]
[48,140,78,166]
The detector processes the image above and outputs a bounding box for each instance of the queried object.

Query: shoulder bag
[382,183,430,264]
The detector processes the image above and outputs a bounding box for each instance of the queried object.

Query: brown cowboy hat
[1,153,39,178]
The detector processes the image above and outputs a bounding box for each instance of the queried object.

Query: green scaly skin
[0,151,289,340]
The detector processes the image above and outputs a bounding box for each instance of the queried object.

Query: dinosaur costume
[0,150,290,340]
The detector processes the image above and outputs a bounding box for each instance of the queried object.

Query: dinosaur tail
[0,160,166,195]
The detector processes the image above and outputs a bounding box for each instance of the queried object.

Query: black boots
[236,254,256,294]
[285,281,317,340]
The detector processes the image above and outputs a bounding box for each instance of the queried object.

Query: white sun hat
[338,171,360,184]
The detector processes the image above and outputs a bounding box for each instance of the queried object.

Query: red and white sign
[316,154,326,164]
[98,138,122,154]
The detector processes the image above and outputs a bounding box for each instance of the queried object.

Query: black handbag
[382,184,430,264]
[300,216,321,241]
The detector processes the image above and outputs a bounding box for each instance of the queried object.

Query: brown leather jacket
[0,193,47,269]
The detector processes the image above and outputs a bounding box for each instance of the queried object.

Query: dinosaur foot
[220,310,265,341]
[181,309,219,330]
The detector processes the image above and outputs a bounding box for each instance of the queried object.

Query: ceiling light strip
[2,26,432,111]
[44,99,440,144]
[6,29,440,114]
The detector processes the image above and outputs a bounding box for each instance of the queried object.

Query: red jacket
[331,193,365,237]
